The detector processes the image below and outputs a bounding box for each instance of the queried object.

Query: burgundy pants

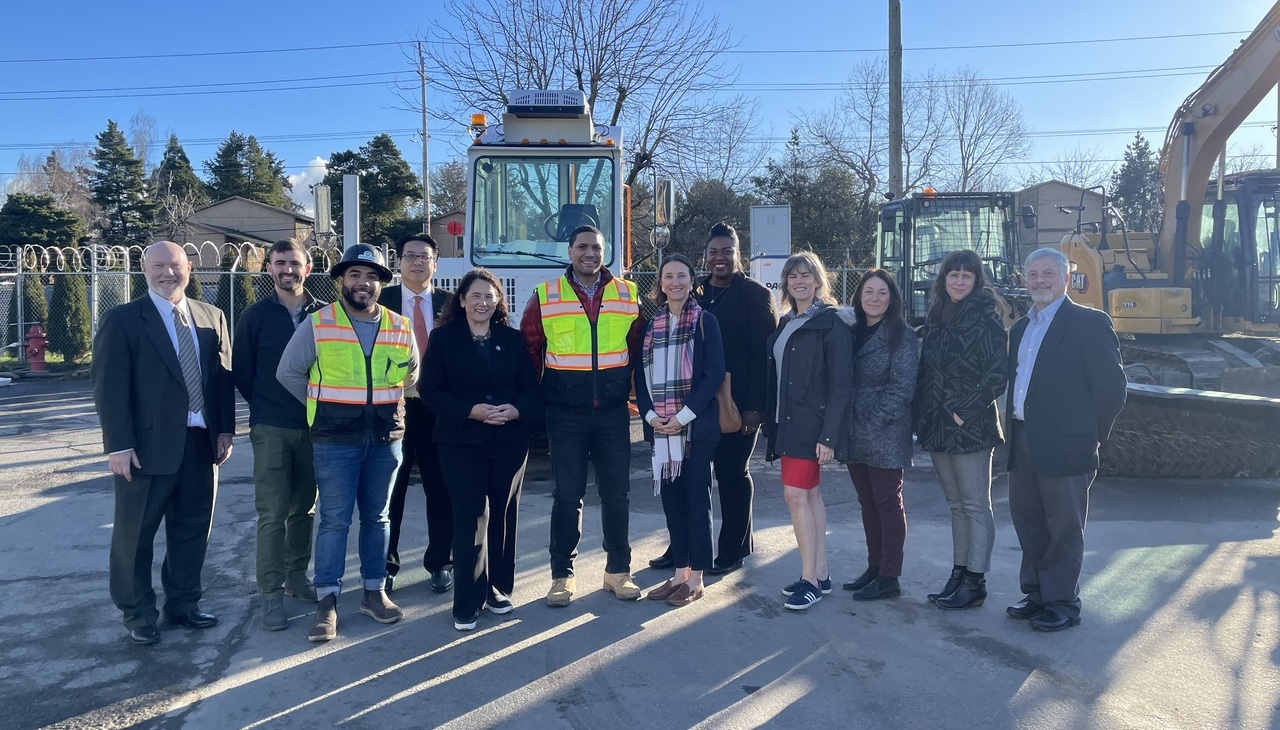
[847,463,907,578]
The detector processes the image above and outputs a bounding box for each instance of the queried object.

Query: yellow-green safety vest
[306,302,413,425]
[536,274,639,371]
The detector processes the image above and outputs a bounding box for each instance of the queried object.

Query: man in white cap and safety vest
[277,243,418,642]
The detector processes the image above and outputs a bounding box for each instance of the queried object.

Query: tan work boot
[603,572,642,600]
[360,589,403,624]
[308,594,337,642]
[546,576,575,607]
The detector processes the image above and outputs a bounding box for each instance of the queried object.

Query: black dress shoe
[431,568,454,593]
[166,610,218,629]
[648,552,674,569]
[129,626,160,645]
[1006,597,1044,620]
[851,576,901,601]
[705,559,743,576]
[1030,608,1081,632]
[842,565,879,592]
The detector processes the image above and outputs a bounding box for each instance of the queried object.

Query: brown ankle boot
[308,594,338,642]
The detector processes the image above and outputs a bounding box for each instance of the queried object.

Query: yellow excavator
[1059,1,1280,477]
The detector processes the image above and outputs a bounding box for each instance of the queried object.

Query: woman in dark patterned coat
[844,269,918,601]
[913,250,1009,610]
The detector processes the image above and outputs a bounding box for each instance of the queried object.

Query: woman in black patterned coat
[914,250,1009,610]
[843,269,918,602]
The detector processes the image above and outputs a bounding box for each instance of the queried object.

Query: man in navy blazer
[1005,248,1127,632]
[380,232,455,593]
[91,241,235,645]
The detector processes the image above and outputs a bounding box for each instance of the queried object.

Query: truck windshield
[470,155,616,268]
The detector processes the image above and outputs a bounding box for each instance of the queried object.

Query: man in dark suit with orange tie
[381,232,454,593]
[91,241,235,645]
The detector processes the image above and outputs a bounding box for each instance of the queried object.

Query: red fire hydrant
[25,325,48,372]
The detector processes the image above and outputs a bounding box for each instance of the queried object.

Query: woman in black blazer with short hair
[422,268,543,632]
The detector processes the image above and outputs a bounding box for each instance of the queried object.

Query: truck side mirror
[881,208,896,233]
[1020,205,1037,230]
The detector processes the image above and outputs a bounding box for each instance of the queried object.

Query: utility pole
[888,0,904,198]
[418,41,431,235]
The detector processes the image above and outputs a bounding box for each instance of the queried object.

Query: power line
[728,30,1252,54]
[0,79,407,102]
[0,29,1251,65]
[0,71,403,96]
[0,41,403,64]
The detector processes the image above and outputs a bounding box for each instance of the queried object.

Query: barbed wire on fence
[2,240,869,368]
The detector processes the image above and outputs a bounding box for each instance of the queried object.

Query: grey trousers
[930,450,996,573]
[1007,423,1094,619]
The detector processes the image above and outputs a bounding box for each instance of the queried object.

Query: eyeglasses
[400,253,435,263]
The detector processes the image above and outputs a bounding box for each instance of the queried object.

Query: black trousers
[109,428,216,630]
[438,436,528,620]
[660,440,715,571]
[387,397,452,575]
[712,428,759,565]
[546,404,631,577]
[1007,421,1094,619]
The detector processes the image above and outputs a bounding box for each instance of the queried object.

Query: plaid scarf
[642,297,701,493]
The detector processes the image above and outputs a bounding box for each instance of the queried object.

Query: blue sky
[2,0,1278,212]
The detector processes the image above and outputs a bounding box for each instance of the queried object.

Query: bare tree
[7,148,101,233]
[1030,145,1113,190]
[939,67,1031,192]
[666,94,769,192]
[799,60,955,196]
[409,0,736,188]
[1226,141,1272,174]
[429,160,469,219]
[155,176,203,244]
[128,112,159,174]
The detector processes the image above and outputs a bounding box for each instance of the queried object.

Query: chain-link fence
[0,241,872,370]
[0,242,343,371]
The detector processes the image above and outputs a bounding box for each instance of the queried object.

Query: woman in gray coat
[844,269,919,601]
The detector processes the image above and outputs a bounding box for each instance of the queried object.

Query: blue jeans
[312,440,404,598]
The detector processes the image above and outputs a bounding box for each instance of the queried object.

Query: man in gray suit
[1005,248,1127,632]
[91,241,235,645]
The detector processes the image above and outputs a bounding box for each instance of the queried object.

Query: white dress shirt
[147,289,208,429]
[1012,294,1067,422]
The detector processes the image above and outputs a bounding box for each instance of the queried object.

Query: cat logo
[1070,272,1089,293]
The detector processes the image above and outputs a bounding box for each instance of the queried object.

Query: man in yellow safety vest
[277,243,418,642]
[521,225,646,607]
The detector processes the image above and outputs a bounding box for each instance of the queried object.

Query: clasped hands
[648,415,684,436]
[469,403,520,425]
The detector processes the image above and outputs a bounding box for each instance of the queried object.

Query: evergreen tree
[90,120,159,247]
[48,273,91,360]
[0,193,83,252]
[152,134,208,206]
[8,274,49,346]
[185,273,204,302]
[203,132,296,210]
[751,129,875,265]
[323,134,422,245]
[669,179,756,261]
[1110,132,1162,234]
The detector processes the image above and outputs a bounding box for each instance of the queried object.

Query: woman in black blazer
[421,268,542,632]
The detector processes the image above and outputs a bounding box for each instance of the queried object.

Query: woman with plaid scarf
[636,254,727,607]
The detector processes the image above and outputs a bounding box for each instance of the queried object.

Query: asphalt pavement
[1,379,1277,730]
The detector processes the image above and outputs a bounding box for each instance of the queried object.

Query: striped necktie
[172,307,205,416]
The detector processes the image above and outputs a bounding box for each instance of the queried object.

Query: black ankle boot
[928,566,966,603]
[842,565,879,592]
[851,575,901,601]
[937,571,986,610]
